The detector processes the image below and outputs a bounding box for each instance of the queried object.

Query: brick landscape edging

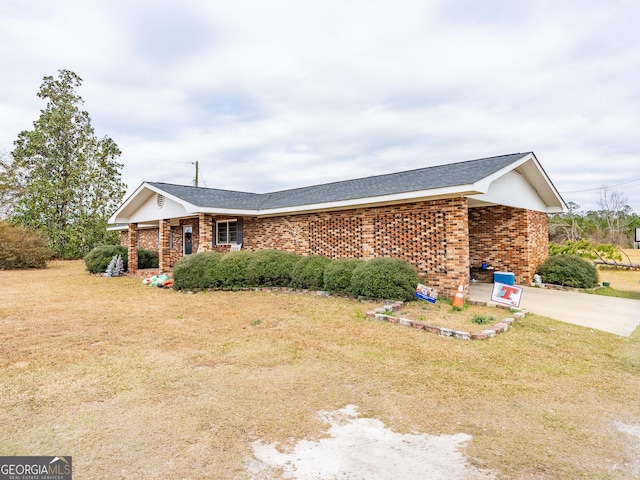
[365,301,528,341]
[166,282,528,340]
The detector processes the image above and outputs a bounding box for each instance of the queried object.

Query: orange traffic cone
[452,283,465,308]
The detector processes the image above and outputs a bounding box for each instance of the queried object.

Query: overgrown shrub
[172,252,223,290]
[138,248,159,269]
[538,254,599,288]
[349,257,420,301]
[290,255,331,290]
[84,245,128,273]
[216,251,253,289]
[0,221,51,269]
[246,249,300,287]
[323,258,363,293]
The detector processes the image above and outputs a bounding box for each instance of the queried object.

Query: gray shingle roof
[149,153,530,210]
[146,183,262,210]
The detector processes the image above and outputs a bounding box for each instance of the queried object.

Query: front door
[184,226,193,255]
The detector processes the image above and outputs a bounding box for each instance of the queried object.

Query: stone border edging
[171,284,528,341]
[365,301,528,341]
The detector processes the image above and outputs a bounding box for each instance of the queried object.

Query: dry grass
[598,248,640,292]
[393,301,512,333]
[1,260,639,479]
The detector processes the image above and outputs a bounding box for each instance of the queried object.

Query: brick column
[128,223,139,274]
[198,213,213,252]
[159,219,171,272]
[360,209,375,259]
[443,198,470,298]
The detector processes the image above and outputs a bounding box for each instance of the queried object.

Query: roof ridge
[149,153,529,198]
[262,152,527,197]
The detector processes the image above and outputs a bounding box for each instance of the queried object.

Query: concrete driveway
[469,283,640,337]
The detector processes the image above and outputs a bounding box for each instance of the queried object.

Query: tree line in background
[549,187,640,247]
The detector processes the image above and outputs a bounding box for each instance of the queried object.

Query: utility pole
[193,161,199,187]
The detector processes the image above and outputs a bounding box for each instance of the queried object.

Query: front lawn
[1,261,639,479]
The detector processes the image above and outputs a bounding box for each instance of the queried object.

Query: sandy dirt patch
[246,405,496,479]
[616,421,640,477]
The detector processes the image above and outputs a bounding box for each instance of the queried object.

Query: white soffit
[109,183,192,223]
[470,171,549,211]
[471,154,565,213]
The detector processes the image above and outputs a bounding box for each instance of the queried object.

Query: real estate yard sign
[491,282,523,308]
[416,284,437,304]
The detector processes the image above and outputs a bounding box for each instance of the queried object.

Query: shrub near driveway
[538,254,599,288]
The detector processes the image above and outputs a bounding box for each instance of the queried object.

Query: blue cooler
[493,271,515,285]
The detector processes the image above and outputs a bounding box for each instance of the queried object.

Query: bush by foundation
[323,258,363,293]
[172,252,223,290]
[290,255,331,290]
[246,249,299,287]
[350,258,420,301]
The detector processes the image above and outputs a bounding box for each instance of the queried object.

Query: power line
[561,177,640,194]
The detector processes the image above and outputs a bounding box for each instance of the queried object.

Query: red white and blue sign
[416,283,437,304]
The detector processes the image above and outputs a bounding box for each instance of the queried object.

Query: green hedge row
[84,245,159,274]
[172,249,420,301]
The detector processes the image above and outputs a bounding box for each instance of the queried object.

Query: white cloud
[0,0,638,212]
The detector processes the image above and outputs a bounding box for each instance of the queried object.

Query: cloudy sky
[1,0,639,213]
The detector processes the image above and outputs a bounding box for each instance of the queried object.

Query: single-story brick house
[108,152,565,296]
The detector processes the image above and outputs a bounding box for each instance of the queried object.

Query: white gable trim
[109,182,199,224]
[471,152,565,213]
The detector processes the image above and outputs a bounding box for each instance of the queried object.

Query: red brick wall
[242,215,310,255]
[120,229,159,252]
[241,198,470,296]
[468,206,549,284]
[120,200,548,296]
